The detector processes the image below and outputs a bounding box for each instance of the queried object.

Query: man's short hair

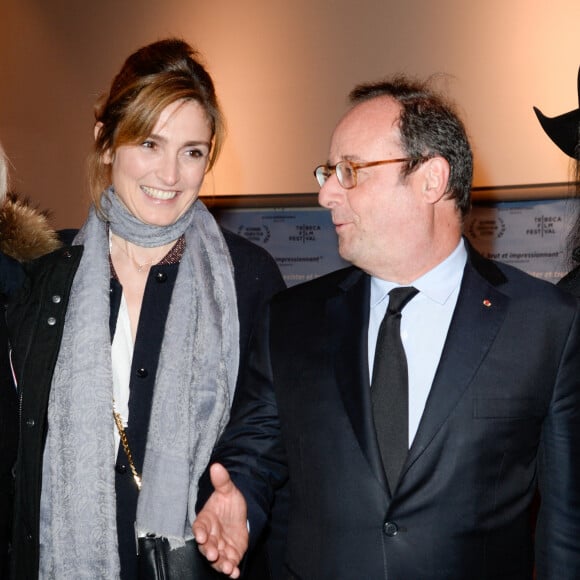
[350,76,473,217]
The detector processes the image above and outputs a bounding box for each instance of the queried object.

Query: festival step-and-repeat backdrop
[212,198,579,287]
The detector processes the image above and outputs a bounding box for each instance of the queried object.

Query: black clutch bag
[137,536,224,579]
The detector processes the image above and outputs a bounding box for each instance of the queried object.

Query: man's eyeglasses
[313,157,428,189]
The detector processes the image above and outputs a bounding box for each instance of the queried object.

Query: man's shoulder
[471,251,580,311]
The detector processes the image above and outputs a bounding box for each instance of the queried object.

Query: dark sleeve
[199,302,288,547]
[219,229,289,577]
[535,303,580,578]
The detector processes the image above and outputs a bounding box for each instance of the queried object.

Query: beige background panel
[0,0,578,228]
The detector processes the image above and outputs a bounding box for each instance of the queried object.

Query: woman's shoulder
[221,227,269,256]
[220,227,286,294]
[221,228,280,271]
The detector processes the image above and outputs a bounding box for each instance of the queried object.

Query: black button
[136,368,148,378]
[63,250,72,259]
[25,418,35,427]
[383,522,399,537]
[115,464,127,474]
[26,533,33,542]
[155,271,167,283]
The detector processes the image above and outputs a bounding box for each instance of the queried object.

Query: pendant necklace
[111,236,166,273]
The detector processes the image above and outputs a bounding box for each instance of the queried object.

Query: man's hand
[193,463,249,579]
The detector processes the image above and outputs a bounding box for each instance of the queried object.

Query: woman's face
[108,99,212,226]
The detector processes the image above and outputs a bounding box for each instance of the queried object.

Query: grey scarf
[39,190,239,578]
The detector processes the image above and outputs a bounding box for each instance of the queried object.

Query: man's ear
[422,156,450,204]
[94,122,113,164]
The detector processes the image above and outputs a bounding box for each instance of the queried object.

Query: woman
[534,66,580,296]
[0,142,61,577]
[8,39,284,579]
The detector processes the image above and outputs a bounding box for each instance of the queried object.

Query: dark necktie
[371,286,419,494]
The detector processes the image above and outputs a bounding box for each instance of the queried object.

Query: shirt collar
[370,238,467,308]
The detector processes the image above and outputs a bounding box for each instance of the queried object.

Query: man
[194,76,580,579]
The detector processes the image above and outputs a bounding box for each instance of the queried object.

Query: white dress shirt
[368,239,467,446]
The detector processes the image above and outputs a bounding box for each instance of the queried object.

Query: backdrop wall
[0,0,578,228]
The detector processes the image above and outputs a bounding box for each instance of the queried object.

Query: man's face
[318,97,429,280]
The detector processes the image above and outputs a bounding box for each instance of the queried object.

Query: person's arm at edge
[534,300,580,578]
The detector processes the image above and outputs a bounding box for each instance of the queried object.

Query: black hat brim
[534,106,580,159]
[533,66,580,160]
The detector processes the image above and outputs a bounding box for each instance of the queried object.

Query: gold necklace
[111,237,166,273]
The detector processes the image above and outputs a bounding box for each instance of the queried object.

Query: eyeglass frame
[313,156,430,189]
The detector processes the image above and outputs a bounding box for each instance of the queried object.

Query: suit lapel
[323,247,510,491]
[403,250,509,475]
[326,269,389,491]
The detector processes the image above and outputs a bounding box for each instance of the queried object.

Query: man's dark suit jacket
[207,244,580,580]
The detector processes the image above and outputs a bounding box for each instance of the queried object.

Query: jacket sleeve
[535,302,580,579]
[197,301,288,548]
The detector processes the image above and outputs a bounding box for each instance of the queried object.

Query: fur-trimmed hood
[0,193,62,262]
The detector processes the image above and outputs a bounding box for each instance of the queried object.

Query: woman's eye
[186,148,206,158]
[141,140,155,149]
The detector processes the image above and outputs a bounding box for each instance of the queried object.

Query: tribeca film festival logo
[288,224,321,243]
[236,225,271,244]
[525,215,562,237]
[468,215,506,240]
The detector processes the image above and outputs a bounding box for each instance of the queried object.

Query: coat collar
[0,193,61,262]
